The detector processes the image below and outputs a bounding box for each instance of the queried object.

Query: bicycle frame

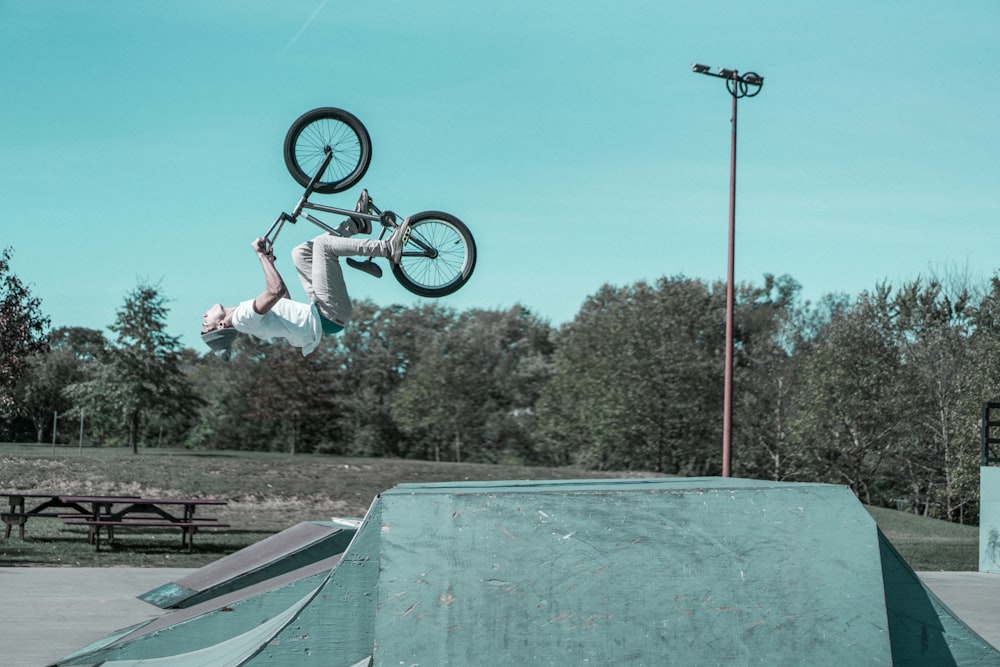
[261,146,438,265]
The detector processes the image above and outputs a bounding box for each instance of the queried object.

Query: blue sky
[2,1,998,348]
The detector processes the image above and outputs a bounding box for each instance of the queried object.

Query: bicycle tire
[283,107,372,194]
[391,211,476,298]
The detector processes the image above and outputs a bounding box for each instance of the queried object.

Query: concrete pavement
[915,571,1000,651]
[1,567,194,667]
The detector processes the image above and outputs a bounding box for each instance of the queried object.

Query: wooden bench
[1,512,28,539]
[62,519,230,552]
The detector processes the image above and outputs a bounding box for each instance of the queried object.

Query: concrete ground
[1,567,999,667]
[1,567,195,667]
[917,571,1000,648]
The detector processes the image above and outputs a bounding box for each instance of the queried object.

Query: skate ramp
[52,478,1000,666]
[139,520,357,609]
[54,553,343,665]
[375,478,887,664]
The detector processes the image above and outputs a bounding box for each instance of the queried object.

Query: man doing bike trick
[201,214,411,359]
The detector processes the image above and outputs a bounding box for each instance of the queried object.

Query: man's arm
[251,238,290,315]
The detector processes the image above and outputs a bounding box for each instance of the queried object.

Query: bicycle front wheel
[392,211,476,298]
[283,107,372,194]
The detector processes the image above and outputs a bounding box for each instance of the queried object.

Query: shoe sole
[392,225,412,264]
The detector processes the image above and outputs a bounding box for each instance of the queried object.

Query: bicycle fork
[261,145,336,254]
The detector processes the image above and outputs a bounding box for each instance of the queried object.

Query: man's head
[202,303,228,334]
[201,304,236,360]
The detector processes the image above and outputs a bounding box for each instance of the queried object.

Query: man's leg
[291,241,317,304]
[310,234,390,325]
[333,217,364,237]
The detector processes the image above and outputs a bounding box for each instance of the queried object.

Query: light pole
[691,63,763,477]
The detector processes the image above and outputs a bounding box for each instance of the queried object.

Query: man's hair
[201,328,238,361]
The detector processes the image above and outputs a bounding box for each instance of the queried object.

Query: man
[201,214,411,359]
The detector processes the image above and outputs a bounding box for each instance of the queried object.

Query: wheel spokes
[400,221,468,290]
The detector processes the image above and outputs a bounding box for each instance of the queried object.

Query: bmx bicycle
[262,107,476,298]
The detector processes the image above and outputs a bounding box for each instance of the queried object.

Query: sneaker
[346,257,383,278]
[350,190,371,235]
[386,217,412,265]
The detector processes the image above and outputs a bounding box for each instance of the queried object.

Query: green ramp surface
[374,478,892,664]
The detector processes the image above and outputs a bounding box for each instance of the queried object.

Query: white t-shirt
[231,298,324,356]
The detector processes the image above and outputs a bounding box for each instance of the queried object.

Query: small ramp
[53,552,343,665]
[52,478,1000,666]
[77,581,323,667]
[139,520,357,609]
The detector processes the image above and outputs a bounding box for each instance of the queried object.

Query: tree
[788,287,913,503]
[392,306,554,464]
[185,334,268,451]
[731,274,808,480]
[49,326,109,362]
[0,247,49,411]
[244,339,336,454]
[68,282,199,453]
[327,301,457,458]
[535,277,726,473]
[534,284,640,469]
[13,327,110,443]
[14,347,82,443]
[891,276,1000,521]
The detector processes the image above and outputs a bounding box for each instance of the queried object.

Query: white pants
[290,220,389,326]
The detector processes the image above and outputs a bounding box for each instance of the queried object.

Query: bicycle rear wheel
[284,107,372,194]
[392,211,476,298]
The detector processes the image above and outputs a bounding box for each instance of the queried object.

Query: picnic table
[58,495,229,552]
[1,493,139,539]
[1,493,229,551]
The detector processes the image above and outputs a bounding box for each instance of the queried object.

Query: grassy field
[0,443,980,571]
[867,504,979,571]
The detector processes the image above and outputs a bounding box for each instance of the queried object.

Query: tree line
[3,246,999,523]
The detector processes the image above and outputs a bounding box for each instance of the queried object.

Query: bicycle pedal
[346,257,383,278]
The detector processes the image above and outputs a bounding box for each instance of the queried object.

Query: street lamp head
[717,67,736,78]
[743,73,763,86]
[692,62,711,74]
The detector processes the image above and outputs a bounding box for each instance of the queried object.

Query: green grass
[0,443,981,571]
[865,504,980,571]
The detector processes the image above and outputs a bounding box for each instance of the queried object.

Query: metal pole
[52,411,58,454]
[79,410,85,452]
[722,76,738,478]
[690,64,763,479]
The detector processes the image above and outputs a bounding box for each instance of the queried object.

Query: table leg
[94,502,114,545]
